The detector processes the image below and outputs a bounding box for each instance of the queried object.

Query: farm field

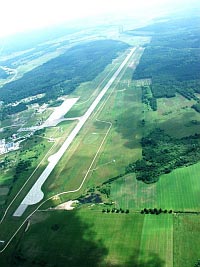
[0,209,173,267]
[110,161,200,211]
[1,208,199,267]
[173,214,200,267]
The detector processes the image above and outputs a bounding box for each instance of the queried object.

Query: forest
[0,40,129,105]
[126,129,200,183]
[131,16,200,108]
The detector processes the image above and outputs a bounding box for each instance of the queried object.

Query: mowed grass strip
[43,120,110,196]
[79,209,145,266]
[139,215,173,267]
[110,161,200,212]
[88,77,144,186]
[173,214,200,267]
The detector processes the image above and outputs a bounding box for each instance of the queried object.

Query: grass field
[173,214,200,267]
[139,215,173,267]
[1,206,199,267]
[61,50,200,213]
[110,161,200,212]
[0,208,172,267]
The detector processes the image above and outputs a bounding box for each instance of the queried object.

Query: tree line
[141,208,172,215]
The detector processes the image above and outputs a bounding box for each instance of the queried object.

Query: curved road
[13,47,136,217]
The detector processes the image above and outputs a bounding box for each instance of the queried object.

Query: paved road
[13,47,136,217]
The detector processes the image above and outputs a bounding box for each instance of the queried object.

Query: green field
[0,209,171,267]
[139,215,173,267]
[174,214,200,267]
[110,162,200,211]
[1,208,199,267]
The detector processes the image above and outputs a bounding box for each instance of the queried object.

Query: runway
[13,47,136,217]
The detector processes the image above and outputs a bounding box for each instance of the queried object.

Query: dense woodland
[126,129,200,183]
[131,16,200,109]
[0,40,129,105]
[0,103,28,119]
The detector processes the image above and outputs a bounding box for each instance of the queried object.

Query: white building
[0,139,19,155]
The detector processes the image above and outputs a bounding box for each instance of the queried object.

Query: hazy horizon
[0,0,200,38]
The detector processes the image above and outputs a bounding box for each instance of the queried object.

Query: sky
[0,0,198,37]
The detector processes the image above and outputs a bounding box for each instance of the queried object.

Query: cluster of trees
[102,174,123,185]
[13,160,32,182]
[0,40,129,105]
[128,17,200,48]
[131,16,200,109]
[141,208,172,215]
[141,86,157,111]
[194,260,200,267]
[0,103,28,119]
[192,103,200,113]
[102,208,129,214]
[149,97,157,111]
[98,185,110,198]
[126,129,200,183]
